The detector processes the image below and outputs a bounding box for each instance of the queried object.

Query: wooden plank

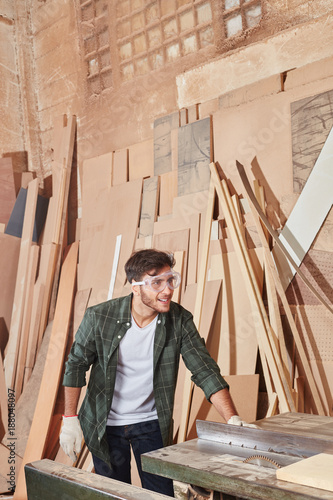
[153,214,200,268]
[172,250,184,304]
[4,178,39,392]
[210,163,293,413]
[276,453,333,492]
[159,170,177,217]
[13,241,78,500]
[78,154,112,290]
[112,148,128,186]
[43,115,76,322]
[0,233,20,353]
[0,157,16,227]
[153,228,190,297]
[178,179,215,443]
[81,153,112,204]
[173,280,222,440]
[138,176,160,238]
[36,243,59,350]
[14,245,40,399]
[237,162,326,415]
[129,139,154,181]
[24,282,45,385]
[215,249,260,376]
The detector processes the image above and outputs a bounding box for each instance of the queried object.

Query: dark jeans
[92,419,174,497]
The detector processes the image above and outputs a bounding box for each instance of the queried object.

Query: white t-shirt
[107,315,158,425]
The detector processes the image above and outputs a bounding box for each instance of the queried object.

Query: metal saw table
[141,412,333,500]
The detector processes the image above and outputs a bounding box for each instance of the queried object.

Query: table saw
[142,412,333,499]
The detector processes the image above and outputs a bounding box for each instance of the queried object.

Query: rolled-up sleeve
[180,312,229,401]
[63,309,97,387]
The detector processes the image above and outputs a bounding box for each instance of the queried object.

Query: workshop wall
[1,0,333,179]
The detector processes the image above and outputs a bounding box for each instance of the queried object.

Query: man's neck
[131,299,158,328]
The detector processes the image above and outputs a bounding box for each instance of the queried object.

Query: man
[60,249,252,497]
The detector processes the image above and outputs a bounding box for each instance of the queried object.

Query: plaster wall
[0,1,24,160]
[1,1,333,181]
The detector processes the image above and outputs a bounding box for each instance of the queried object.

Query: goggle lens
[150,273,181,292]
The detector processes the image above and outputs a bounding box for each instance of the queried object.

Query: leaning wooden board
[276,453,333,492]
[13,241,78,500]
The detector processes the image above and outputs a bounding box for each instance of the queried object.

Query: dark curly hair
[125,249,176,283]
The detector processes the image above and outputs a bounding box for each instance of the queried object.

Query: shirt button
[157,320,161,324]
[117,320,120,323]
[118,335,121,339]
[126,322,130,326]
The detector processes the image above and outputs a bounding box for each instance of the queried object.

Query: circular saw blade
[243,455,281,469]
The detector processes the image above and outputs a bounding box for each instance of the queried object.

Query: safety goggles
[132,270,181,293]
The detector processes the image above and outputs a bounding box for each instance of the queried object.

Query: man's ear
[131,283,140,296]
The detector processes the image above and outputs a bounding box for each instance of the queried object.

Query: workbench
[141,412,333,500]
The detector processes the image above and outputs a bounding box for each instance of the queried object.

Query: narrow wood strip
[14,245,40,398]
[172,250,184,304]
[24,283,45,386]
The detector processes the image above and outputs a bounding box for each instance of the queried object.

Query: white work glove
[59,415,83,462]
[227,415,258,428]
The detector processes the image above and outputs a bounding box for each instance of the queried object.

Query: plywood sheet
[85,179,143,304]
[291,90,333,193]
[153,112,179,176]
[153,228,189,296]
[129,139,154,180]
[187,374,259,440]
[285,248,333,307]
[215,249,260,375]
[0,233,20,351]
[138,176,159,238]
[112,148,128,186]
[276,453,333,492]
[159,170,177,217]
[173,190,209,221]
[178,117,211,197]
[0,157,16,227]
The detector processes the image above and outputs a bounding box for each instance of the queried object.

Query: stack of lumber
[0,109,331,500]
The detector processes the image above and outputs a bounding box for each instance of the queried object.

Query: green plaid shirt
[63,294,228,465]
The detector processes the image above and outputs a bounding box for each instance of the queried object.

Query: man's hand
[59,415,83,462]
[227,415,258,428]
